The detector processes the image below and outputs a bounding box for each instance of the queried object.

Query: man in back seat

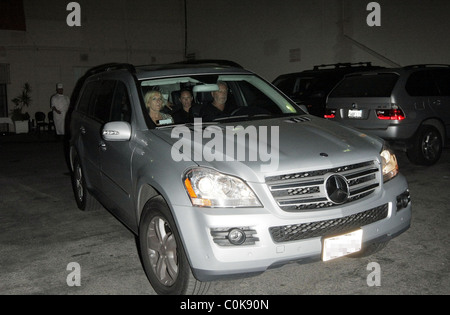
[172,89,198,124]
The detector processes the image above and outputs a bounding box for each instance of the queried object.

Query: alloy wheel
[147,216,179,286]
[74,164,84,202]
[421,130,441,162]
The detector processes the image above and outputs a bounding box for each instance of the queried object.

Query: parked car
[326,64,450,165]
[272,62,383,117]
[69,61,411,294]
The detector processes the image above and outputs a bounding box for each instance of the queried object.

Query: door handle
[99,141,107,151]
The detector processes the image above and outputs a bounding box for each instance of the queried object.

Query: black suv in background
[273,62,383,117]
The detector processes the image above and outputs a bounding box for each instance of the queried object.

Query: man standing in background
[50,83,70,137]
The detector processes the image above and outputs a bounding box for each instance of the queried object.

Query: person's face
[179,91,193,109]
[57,88,63,95]
[147,92,163,112]
[212,84,228,105]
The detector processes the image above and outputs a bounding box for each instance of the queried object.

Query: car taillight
[324,109,336,119]
[376,108,405,121]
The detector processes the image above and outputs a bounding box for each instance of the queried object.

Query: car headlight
[183,168,262,208]
[380,146,399,182]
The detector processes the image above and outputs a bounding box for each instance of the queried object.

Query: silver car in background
[69,61,411,294]
[326,65,450,165]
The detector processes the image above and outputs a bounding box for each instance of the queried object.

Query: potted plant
[10,83,32,134]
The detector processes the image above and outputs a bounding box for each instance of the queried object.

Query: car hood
[153,116,383,183]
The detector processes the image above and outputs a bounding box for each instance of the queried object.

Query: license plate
[322,229,363,261]
[348,109,363,118]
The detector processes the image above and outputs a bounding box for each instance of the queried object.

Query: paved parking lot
[0,133,449,295]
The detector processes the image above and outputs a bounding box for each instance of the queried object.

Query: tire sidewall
[408,125,442,165]
[71,156,87,210]
[139,196,192,295]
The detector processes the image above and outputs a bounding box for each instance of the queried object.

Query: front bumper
[172,174,411,282]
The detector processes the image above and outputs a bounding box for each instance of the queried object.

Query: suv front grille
[269,203,388,243]
[266,161,380,211]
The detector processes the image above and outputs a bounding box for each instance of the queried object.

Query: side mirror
[102,121,131,141]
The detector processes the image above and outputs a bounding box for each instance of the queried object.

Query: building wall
[1,0,450,120]
[0,0,185,120]
[187,0,450,81]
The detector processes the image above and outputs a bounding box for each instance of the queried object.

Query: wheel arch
[136,183,160,227]
[69,146,78,172]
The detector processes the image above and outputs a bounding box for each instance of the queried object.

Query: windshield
[140,74,303,127]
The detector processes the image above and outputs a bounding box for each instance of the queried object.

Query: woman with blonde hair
[144,90,174,125]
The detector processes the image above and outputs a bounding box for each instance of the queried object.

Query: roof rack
[86,63,136,76]
[313,62,373,70]
[403,64,450,69]
[171,59,243,68]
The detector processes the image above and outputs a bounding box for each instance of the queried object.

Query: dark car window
[273,76,297,95]
[111,81,132,123]
[92,80,116,123]
[77,81,99,115]
[329,73,398,98]
[237,80,282,114]
[432,69,450,96]
[274,76,320,98]
[405,70,440,97]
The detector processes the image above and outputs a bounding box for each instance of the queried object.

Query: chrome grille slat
[266,161,380,211]
[269,179,324,191]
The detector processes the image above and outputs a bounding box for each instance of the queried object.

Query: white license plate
[348,109,363,118]
[322,229,363,261]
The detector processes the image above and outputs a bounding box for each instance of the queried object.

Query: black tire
[71,156,102,211]
[406,125,442,166]
[139,196,210,295]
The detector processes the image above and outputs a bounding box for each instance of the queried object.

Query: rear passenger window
[432,69,450,96]
[111,81,132,123]
[92,80,116,123]
[77,81,99,114]
[405,71,440,96]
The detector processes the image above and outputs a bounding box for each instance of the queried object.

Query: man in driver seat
[200,81,234,121]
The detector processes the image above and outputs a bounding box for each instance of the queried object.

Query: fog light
[228,228,246,245]
[396,190,411,210]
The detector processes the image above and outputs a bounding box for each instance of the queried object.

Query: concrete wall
[0,0,185,120]
[1,0,450,120]
[187,0,450,81]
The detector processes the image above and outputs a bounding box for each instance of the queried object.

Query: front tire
[71,156,102,211]
[139,196,210,295]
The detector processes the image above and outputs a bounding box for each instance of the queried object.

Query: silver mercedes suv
[69,61,411,295]
[326,65,450,165]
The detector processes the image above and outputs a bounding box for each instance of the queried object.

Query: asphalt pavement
[0,132,449,295]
